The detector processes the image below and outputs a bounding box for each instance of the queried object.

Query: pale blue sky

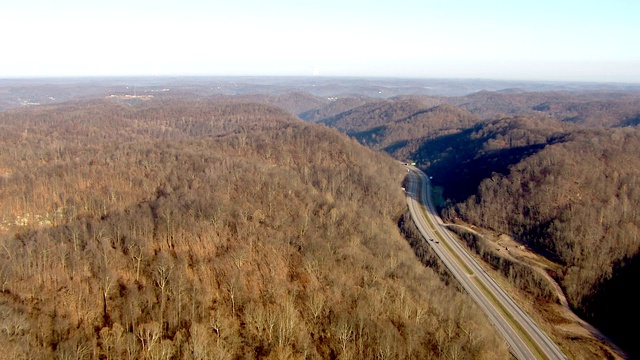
[1,0,639,82]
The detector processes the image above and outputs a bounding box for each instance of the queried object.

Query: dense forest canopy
[309,91,640,358]
[452,127,640,326]
[4,79,640,358]
[319,97,443,133]
[444,90,640,127]
[0,99,508,359]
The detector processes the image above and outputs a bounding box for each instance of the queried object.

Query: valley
[1,77,640,358]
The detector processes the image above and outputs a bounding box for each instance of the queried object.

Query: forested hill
[0,99,508,358]
[347,103,480,156]
[450,126,640,356]
[313,91,640,358]
[319,96,443,133]
[444,90,640,127]
[410,115,571,202]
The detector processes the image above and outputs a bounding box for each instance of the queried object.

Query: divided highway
[405,166,567,360]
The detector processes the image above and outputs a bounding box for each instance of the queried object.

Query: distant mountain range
[2,76,640,111]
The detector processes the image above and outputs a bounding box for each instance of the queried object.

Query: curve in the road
[405,166,567,360]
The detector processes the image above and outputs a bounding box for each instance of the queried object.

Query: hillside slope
[352,104,480,157]
[0,99,508,359]
[413,116,570,202]
[319,94,637,357]
[446,90,640,127]
[319,96,443,133]
[451,127,640,356]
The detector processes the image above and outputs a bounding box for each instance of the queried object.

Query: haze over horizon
[2,0,639,83]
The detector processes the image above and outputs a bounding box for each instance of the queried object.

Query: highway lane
[405,166,567,360]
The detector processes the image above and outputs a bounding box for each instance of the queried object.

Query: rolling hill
[316,92,639,358]
[0,98,508,359]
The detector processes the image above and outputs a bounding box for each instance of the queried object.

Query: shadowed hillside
[298,96,373,122]
[412,116,569,202]
[319,96,443,133]
[450,127,640,357]
[318,93,637,358]
[446,90,640,127]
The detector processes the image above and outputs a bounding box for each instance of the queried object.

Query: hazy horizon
[2,0,639,83]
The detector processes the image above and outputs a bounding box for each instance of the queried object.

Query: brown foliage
[320,96,445,133]
[320,90,640,357]
[0,99,508,358]
[453,127,640,311]
[446,90,640,127]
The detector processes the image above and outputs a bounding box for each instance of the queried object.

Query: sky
[1,0,639,83]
